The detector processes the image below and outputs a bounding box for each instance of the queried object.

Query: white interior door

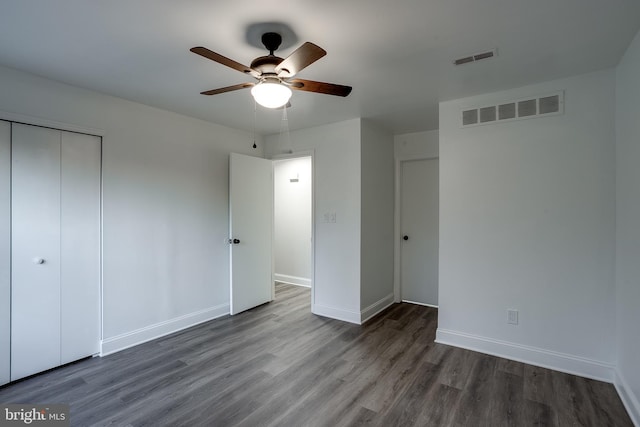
[229,153,273,315]
[10,123,101,382]
[11,124,62,380]
[60,131,101,364]
[400,158,439,306]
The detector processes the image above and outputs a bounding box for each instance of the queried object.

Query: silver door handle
[33,257,46,264]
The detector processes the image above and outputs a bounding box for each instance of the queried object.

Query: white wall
[394,130,439,159]
[615,29,640,425]
[437,69,617,381]
[360,120,395,320]
[273,157,312,287]
[265,119,362,323]
[0,65,262,354]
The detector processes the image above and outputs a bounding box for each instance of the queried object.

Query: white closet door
[401,158,439,306]
[60,131,101,364]
[0,121,10,385]
[11,124,62,380]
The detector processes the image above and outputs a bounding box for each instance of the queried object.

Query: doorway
[399,158,439,307]
[272,155,313,307]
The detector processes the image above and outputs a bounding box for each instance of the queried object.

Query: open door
[229,153,273,315]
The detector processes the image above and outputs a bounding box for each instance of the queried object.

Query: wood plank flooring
[0,283,632,426]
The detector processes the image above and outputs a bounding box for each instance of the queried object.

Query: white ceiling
[1,0,639,135]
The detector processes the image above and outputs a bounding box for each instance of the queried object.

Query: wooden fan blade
[200,83,254,95]
[275,42,326,78]
[191,47,260,78]
[288,79,352,97]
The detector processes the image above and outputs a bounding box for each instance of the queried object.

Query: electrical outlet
[507,309,518,325]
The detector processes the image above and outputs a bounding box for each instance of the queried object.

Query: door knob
[33,257,46,264]
[403,235,409,241]
[228,238,241,244]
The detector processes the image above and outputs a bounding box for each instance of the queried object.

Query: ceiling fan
[190,32,352,109]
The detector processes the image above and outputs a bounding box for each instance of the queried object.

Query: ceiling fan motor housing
[250,55,284,75]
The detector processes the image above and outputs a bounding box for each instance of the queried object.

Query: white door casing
[0,120,11,385]
[400,158,439,306]
[229,153,273,315]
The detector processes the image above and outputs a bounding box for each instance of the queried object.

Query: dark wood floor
[0,284,632,426]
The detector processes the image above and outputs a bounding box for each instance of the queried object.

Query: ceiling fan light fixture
[251,80,292,108]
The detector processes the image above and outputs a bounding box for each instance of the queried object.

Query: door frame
[269,150,315,310]
[0,109,105,354]
[393,154,439,303]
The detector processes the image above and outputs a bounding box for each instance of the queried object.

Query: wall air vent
[453,49,497,66]
[461,91,564,128]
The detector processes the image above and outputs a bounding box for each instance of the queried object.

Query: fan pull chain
[252,100,257,149]
[278,105,292,153]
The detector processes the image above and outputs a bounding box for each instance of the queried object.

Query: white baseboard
[274,273,311,288]
[101,303,229,356]
[402,299,438,308]
[614,368,640,427]
[361,293,395,324]
[435,328,615,383]
[313,303,361,324]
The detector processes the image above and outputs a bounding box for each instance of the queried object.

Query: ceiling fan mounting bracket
[245,22,297,51]
[261,32,282,55]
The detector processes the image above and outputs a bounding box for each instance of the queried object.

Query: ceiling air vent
[454,49,497,66]
[460,91,564,128]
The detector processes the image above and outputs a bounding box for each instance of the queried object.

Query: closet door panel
[11,123,62,381]
[60,131,101,363]
[0,121,10,385]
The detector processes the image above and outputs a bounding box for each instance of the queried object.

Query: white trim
[0,110,105,137]
[435,328,615,382]
[313,303,361,325]
[396,153,439,162]
[614,369,640,427]
[270,150,315,161]
[361,293,395,324]
[100,304,229,356]
[274,273,311,288]
[269,150,316,311]
[402,299,438,308]
[393,157,401,303]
